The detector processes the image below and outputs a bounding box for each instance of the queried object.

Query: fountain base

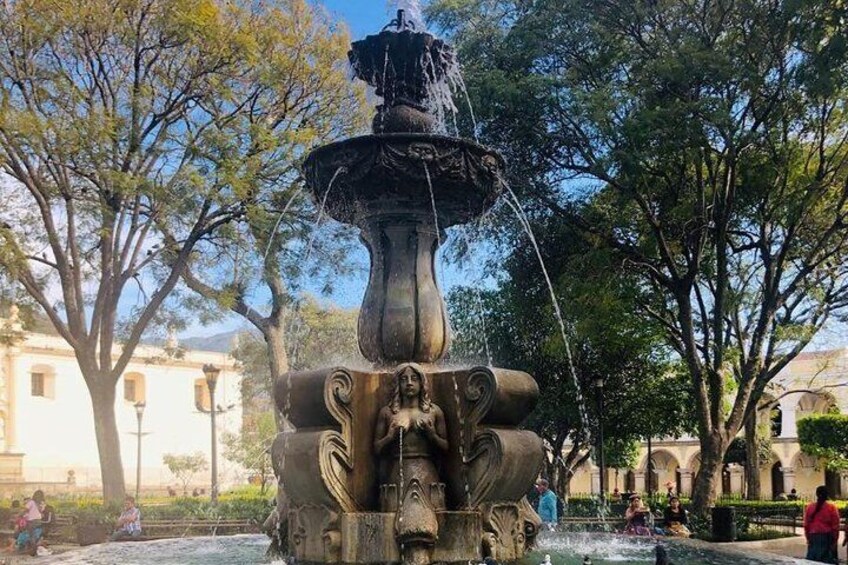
[271,364,544,564]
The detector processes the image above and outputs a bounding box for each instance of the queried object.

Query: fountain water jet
[269,10,544,564]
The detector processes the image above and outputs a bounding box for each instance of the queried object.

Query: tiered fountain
[269,9,545,565]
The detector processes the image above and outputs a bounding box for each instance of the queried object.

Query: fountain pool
[48,533,811,564]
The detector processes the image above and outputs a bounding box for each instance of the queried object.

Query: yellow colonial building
[569,349,848,500]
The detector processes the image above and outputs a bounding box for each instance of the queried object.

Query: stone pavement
[0,543,78,564]
[725,532,847,563]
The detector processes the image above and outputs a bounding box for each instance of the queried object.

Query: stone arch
[686,451,701,475]
[797,391,838,415]
[791,451,819,471]
[640,450,681,494]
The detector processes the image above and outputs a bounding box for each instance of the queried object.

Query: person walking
[535,479,558,529]
[804,485,840,563]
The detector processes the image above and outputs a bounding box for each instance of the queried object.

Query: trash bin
[711,506,736,542]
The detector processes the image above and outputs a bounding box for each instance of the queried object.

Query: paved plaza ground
[726,532,846,563]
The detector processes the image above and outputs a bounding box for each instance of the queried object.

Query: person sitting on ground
[535,479,558,529]
[15,490,44,555]
[110,496,142,541]
[660,496,690,538]
[611,488,622,502]
[38,499,54,541]
[6,500,24,552]
[804,485,840,564]
[788,488,799,501]
[624,494,652,536]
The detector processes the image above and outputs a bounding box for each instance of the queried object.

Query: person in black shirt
[661,496,690,537]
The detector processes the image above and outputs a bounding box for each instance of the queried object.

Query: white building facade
[0,320,242,494]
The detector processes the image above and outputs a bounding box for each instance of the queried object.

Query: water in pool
[48,532,811,564]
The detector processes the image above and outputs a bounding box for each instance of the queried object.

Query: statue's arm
[431,407,449,451]
[373,408,393,454]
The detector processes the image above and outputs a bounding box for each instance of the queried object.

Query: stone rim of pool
[47,532,817,564]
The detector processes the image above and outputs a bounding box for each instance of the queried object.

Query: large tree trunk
[264,323,289,428]
[745,414,762,500]
[691,434,726,513]
[88,381,126,504]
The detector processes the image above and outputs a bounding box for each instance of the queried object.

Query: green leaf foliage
[798,413,848,470]
[432,0,848,510]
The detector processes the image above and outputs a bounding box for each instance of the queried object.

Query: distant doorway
[624,470,635,492]
[825,468,842,499]
[771,462,785,500]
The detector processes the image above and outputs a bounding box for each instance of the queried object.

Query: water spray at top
[347,1,473,135]
[385,0,425,32]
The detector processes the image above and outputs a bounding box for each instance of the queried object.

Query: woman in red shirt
[804,485,840,564]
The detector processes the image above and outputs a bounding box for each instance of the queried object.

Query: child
[6,500,24,552]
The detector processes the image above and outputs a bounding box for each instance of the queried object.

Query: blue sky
[321,1,392,37]
[180,1,479,339]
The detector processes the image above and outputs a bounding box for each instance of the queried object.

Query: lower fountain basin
[48,532,812,564]
[303,133,505,227]
[525,532,811,564]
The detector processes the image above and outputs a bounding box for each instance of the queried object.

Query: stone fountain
[269,10,545,564]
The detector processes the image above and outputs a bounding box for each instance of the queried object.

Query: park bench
[139,518,260,539]
[75,517,261,545]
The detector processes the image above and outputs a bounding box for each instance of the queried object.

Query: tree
[431,0,848,511]
[0,0,366,502]
[231,296,359,414]
[605,437,639,492]
[163,452,208,496]
[0,0,318,501]
[447,215,693,496]
[222,411,277,494]
[798,414,848,471]
[179,1,368,428]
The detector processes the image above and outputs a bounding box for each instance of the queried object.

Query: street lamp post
[594,377,606,502]
[646,435,654,499]
[134,401,146,501]
[203,364,222,505]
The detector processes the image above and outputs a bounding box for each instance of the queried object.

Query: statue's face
[399,368,422,399]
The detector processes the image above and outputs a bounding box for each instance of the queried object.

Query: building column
[678,468,694,497]
[781,399,797,438]
[590,469,600,495]
[782,468,796,494]
[634,472,646,494]
[728,463,744,495]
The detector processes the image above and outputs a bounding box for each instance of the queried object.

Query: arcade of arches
[570,350,848,500]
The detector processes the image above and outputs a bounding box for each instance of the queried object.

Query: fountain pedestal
[270,10,544,564]
[273,365,543,563]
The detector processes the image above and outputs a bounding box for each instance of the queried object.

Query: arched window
[29,365,56,399]
[770,405,783,437]
[123,373,146,403]
[194,379,211,411]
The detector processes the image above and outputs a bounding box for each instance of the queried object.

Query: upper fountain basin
[304,133,506,227]
[349,29,454,107]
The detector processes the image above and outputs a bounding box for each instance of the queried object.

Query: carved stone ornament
[480,503,525,562]
[304,134,505,228]
[289,504,341,563]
